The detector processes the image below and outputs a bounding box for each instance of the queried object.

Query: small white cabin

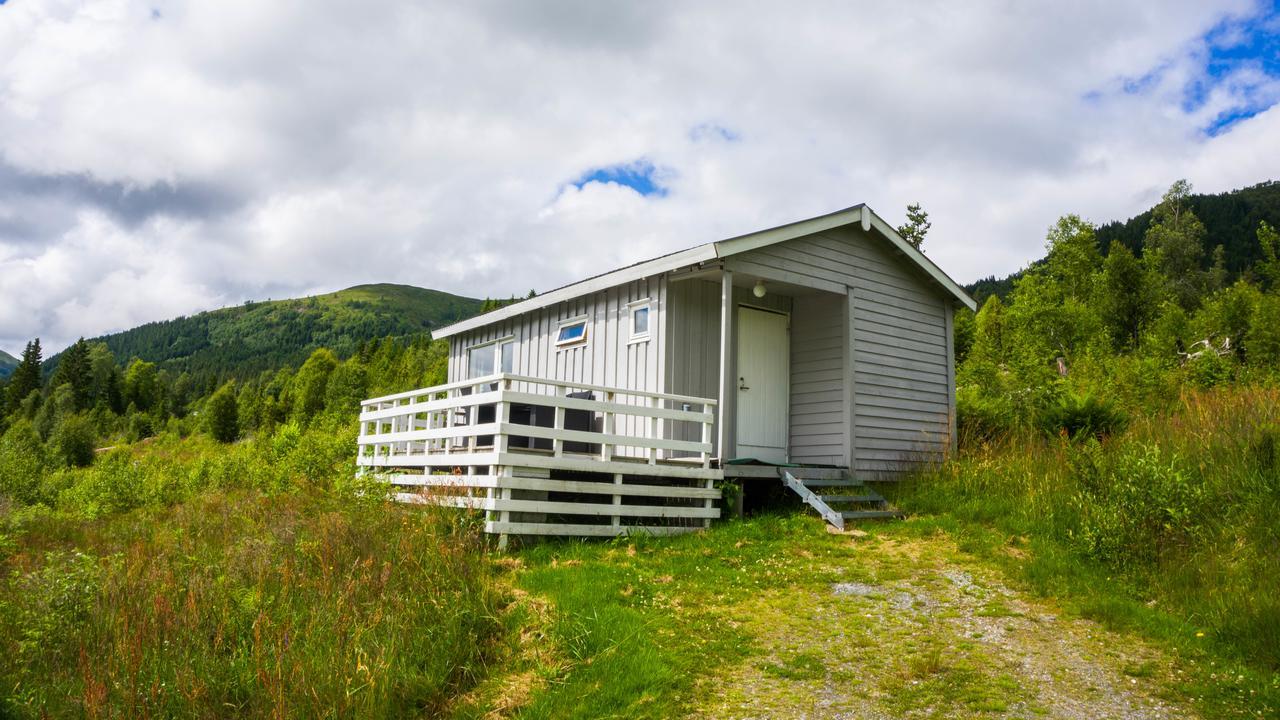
[357,204,976,539]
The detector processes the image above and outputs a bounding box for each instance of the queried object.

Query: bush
[956,388,1015,445]
[1076,444,1206,568]
[127,412,154,442]
[0,421,47,504]
[49,415,96,468]
[206,383,239,443]
[1038,392,1128,440]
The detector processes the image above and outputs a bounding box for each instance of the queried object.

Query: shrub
[1076,444,1207,569]
[1038,392,1127,440]
[49,415,96,468]
[956,388,1015,445]
[206,383,239,443]
[127,412,154,442]
[0,421,46,504]
[1184,351,1233,388]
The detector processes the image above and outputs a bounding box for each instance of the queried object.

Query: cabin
[356,204,976,540]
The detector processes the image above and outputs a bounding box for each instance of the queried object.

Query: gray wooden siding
[733,225,953,478]
[789,293,845,465]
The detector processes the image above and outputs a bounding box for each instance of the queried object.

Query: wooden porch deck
[357,373,723,540]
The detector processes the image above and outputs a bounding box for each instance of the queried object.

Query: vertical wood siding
[447,275,669,456]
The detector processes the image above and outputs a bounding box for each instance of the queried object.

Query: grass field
[3,386,1278,717]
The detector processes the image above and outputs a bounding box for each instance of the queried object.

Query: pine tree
[6,339,43,415]
[897,203,931,251]
[49,338,93,410]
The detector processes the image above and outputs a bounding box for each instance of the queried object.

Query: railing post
[702,404,715,469]
[554,386,566,457]
[648,396,659,465]
[612,473,623,528]
[495,394,510,454]
[467,383,478,455]
[600,391,615,462]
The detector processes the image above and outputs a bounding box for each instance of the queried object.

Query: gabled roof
[435,204,976,339]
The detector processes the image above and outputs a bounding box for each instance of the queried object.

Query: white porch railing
[356,374,721,539]
[357,372,718,470]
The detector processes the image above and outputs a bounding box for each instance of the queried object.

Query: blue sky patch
[572,159,669,197]
[1096,5,1279,136]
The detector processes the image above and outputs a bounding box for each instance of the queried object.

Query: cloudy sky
[2,0,1279,355]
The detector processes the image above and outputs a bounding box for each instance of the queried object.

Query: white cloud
[0,0,1277,354]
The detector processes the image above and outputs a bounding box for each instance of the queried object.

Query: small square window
[631,304,650,338]
[556,319,587,346]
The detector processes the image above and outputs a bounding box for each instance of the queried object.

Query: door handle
[738,376,750,391]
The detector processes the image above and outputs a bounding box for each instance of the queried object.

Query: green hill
[53,283,482,380]
[966,180,1280,304]
[0,349,17,379]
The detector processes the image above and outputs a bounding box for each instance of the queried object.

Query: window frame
[555,317,589,348]
[627,298,653,344]
[465,336,515,379]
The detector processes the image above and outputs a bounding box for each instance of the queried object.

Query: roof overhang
[433,204,976,339]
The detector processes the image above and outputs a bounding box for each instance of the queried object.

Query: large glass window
[467,338,515,378]
[467,344,494,379]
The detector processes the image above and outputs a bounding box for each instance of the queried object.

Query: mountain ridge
[965,180,1280,303]
[0,349,17,379]
[45,283,483,382]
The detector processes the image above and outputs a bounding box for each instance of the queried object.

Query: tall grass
[901,384,1280,669]
[0,420,507,718]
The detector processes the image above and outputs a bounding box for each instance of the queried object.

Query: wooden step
[780,467,849,480]
[840,510,906,520]
[799,478,864,488]
[815,494,884,504]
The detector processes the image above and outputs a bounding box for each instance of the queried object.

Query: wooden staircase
[780,468,903,531]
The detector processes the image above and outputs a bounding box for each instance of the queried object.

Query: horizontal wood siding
[841,226,951,478]
[736,226,953,478]
[789,293,845,465]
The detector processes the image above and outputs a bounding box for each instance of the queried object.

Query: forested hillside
[967,180,1280,303]
[45,283,482,383]
[0,351,16,380]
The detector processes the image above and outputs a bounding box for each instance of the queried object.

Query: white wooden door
[736,306,789,463]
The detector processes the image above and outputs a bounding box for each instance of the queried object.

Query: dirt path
[690,532,1196,720]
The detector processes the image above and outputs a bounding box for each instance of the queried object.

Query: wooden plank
[781,471,844,530]
[384,474,500,488]
[495,422,710,454]
[495,475,720,499]
[501,372,717,407]
[495,452,722,480]
[499,390,710,423]
[483,521,701,537]
[435,495,719,518]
